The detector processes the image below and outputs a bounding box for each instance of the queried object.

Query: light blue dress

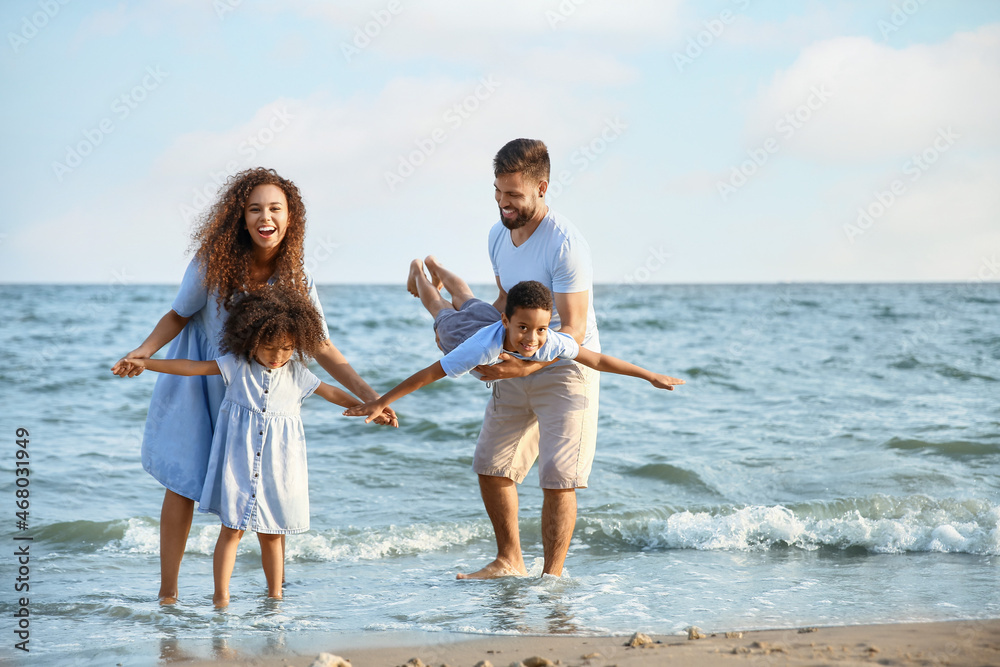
[198,354,320,534]
[140,259,329,501]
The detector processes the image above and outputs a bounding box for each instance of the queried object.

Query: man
[458,138,601,579]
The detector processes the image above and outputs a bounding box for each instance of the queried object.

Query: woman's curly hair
[191,167,309,308]
[221,286,327,363]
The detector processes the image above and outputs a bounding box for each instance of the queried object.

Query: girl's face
[244,184,290,253]
[254,333,296,369]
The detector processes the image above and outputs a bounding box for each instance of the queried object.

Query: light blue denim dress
[198,354,320,534]
[140,259,329,501]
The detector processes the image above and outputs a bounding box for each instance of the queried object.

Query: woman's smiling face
[244,183,289,252]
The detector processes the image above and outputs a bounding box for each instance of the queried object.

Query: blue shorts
[433,298,502,354]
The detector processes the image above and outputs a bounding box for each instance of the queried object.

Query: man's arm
[491,275,508,314]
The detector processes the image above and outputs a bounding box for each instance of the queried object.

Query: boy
[344,279,684,422]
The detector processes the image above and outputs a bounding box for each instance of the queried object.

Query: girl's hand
[112,349,150,377]
[650,374,685,390]
[369,405,398,428]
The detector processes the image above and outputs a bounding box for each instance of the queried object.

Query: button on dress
[140,259,329,501]
[198,354,321,534]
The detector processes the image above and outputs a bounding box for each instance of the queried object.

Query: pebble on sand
[473,661,494,667]
[687,626,706,640]
[522,657,554,667]
[309,654,351,667]
[626,632,654,647]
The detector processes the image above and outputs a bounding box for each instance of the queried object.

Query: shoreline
[181,619,1000,667]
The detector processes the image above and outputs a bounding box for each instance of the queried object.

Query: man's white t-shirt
[488,209,600,353]
[439,321,580,378]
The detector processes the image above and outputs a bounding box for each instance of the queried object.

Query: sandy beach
[184,619,1000,667]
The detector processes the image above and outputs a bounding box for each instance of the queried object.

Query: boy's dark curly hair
[190,167,310,308]
[221,286,327,363]
[505,280,553,319]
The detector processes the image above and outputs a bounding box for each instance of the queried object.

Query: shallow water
[1,282,998,664]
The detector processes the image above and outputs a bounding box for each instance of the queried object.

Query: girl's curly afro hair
[221,285,327,363]
[190,167,310,308]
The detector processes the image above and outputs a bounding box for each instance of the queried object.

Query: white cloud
[744,24,1000,160]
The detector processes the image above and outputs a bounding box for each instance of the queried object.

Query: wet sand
[184,618,1000,666]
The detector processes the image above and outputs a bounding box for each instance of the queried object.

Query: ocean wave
[884,437,1000,457]
[95,517,494,561]
[579,495,1000,555]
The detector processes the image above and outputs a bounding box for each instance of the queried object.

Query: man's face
[494,171,546,230]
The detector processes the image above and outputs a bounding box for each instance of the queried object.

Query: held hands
[111,351,149,377]
[650,374,685,390]
[112,357,148,377]
[344,401,397,427]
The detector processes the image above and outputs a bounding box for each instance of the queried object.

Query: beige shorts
[474,361,600,489]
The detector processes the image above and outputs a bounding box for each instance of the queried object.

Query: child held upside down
[344,265,684,423]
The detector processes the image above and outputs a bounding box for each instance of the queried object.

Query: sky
[2,0,999,285]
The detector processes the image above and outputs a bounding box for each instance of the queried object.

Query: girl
[111,167,395,604]
[119,287,358,607]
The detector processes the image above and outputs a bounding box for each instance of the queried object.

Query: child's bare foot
[456,557,527,580]
[213,593,230,609]
[424,255,445,291]
[407,259,428,297]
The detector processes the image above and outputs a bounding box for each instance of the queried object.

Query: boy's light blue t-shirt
[439,321,580,378]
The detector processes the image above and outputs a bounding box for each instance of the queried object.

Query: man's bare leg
[424,255,477,310]
[158,489,194,604]
[541,488,577,577]
[457,475,527,579]
[408,259,454,319]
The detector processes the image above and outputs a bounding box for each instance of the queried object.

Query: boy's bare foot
[158,595,178,605]
[456,557,527,580]
[407,259,427,297]
[424,255,445,291]
[213,593,230,609]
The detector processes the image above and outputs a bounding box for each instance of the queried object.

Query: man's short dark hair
[493,138,550,184]
[505,280,553,319]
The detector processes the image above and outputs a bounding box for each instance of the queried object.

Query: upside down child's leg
[408,258,454,318]
[213,525,244,608]
[424,255,476,310]
[258,533,284,599]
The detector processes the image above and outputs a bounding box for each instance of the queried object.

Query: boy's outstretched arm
[313,382,363,410]
[343,361,447,424]
[572,348,684,390]
[122,358,221,376]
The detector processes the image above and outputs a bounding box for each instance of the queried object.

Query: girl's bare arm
[122,358,221,377]
[313,382,363,409]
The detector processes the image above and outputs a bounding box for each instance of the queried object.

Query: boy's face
[501,307,551,357]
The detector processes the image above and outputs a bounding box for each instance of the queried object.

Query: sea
[1,282,998,665]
